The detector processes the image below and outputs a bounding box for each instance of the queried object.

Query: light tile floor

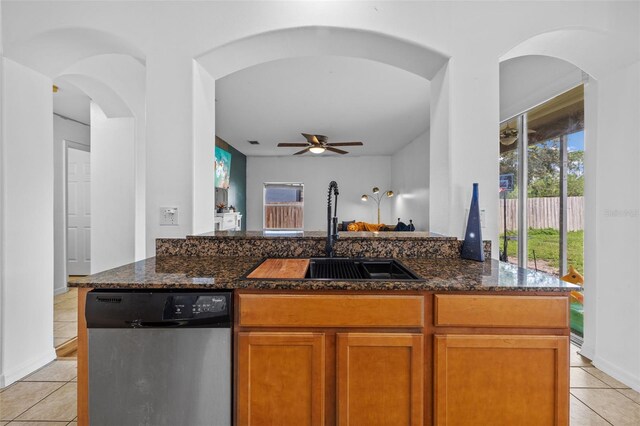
[570,344,640,425]
[54,288,78,348]
[0,359,77,425]
[1,343,638,425]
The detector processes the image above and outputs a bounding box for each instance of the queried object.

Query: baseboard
[54,286,68,296]
[579,341,596,361]
[592,355,640,392]
[0,347,57,388]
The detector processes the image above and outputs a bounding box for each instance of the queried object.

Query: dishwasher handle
[125,319,230,328]
[126,319,184,328]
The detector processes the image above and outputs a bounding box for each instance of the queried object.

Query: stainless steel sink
[305,258,421,280]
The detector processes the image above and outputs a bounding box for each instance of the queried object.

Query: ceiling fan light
[309,146,325,154]
[361,195,369,201]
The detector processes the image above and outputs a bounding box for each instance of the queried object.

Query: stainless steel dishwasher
[85,290,232,426]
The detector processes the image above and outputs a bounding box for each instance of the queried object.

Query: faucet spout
[326,181,339,257]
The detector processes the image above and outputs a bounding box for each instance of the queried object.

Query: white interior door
[67,147,91,275]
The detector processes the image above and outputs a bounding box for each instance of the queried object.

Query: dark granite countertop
[68,256,580,292]
[190,231,454,240]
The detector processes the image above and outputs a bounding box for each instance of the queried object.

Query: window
[263,183,304,231]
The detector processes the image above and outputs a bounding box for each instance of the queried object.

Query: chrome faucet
[326,181,339,257]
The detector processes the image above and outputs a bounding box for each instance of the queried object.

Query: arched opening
[197,26,448,80]
[4,27,145,77]
[51,55,145,355]
[6,27,147,358]
[500,50,594,354]
[193,25,450,235]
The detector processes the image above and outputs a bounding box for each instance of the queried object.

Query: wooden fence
[498,196,583,232]
[264,203,304,229]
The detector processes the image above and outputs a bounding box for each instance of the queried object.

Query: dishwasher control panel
[163,295,228,320]
[86,291,233,328]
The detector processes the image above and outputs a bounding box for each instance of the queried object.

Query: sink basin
[305,258,421,280]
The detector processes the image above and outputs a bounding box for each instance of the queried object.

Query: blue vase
[461,183,485,261]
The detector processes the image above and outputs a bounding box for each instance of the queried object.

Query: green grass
[499,229,584,274]
[500,228,585,337]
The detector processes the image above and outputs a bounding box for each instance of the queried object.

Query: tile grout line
[575,366,612,388]
[570,391,615,425]
[2,359,77,423]
[2,381,63,422]
[12,379,76,423]
[612,387,640,407]
[579,366,633,390]
[570,368,605,389]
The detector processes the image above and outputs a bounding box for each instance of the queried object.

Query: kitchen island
[70,232,578,425]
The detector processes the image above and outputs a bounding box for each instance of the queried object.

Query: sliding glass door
[499,86,585,337]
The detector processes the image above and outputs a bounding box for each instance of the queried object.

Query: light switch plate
[160,206,179,226]
[480,209,486,228]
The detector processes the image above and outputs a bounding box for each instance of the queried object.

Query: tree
[499,137,584,198]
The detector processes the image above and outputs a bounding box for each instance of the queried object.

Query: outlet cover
[160,207,179,226]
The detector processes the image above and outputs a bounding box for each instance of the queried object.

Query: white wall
[0,0,5,385]
[247,156,391,231]
[500,55,584,122]
[428,63,451,238]
[145,50,195,254]
[391,130,429,231]
[586,61,640,388]
[53,115,89,295]
[192,62,216,235]
[1,59,55,387]
[90,102,135,273]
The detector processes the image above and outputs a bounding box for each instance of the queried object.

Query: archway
[196,26,448,80]
[4,27,145,77]
[192,25,450,234]
[4,27,148,362]
[499,27,640,389]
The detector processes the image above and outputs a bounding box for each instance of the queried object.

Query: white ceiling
[52,79,91,124]
[215,56,430,157]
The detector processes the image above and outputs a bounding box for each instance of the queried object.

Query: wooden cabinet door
[434,334,569,426]
[336,333,424,426]
[237,332,325,426]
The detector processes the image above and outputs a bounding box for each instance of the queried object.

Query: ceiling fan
[499,125,537,146]
[277,133,363,155]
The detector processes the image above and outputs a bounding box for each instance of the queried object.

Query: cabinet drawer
[434,294,568,328]
[238,294,424,328]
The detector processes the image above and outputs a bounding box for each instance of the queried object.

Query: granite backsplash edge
[156,236,492,259]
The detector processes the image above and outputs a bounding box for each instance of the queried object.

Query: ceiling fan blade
[325,146,348,155]
[278,143,310,147]
[301,133,319,144]
[327,142,363,147]
[293,147,311,155]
